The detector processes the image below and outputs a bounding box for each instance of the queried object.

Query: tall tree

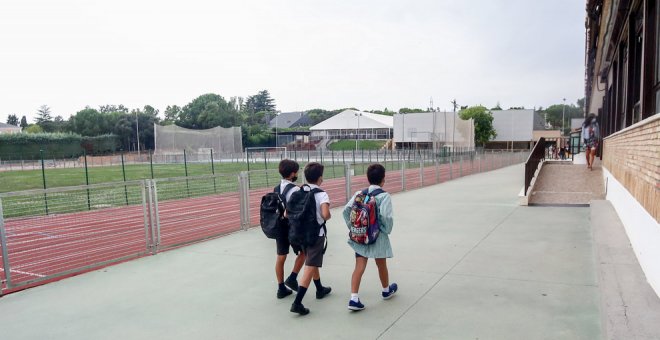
[179,93,239,129]
[35,105,55,132]
[99,104,129,114]
[6,114,19,126]
[244,90,276,114]
[458,105,497,146]
[163,105,182,125]
[541,100,583,135]
[20,115,28,129]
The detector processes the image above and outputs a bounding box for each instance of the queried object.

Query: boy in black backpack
[273,159,306,299]
[289,162,332,315]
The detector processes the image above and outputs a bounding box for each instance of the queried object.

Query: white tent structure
[309,109,393,140]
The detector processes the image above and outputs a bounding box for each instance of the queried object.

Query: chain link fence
[0,150,526,295]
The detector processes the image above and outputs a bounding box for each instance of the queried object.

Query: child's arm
[342,191,359,225]
[378,194,394,234]
[320,202,331,221]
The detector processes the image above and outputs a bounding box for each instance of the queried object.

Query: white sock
[382,286,390,293]
[350,293,359,302]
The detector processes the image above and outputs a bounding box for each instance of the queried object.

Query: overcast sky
[0,0,586,124]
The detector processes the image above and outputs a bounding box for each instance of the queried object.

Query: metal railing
[524,138,546,196]
[0,150,526,295]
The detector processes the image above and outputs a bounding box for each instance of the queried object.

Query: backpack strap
[363,188,385,197]
[281,183,296,200]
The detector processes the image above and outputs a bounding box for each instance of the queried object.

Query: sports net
[154,124,243,154]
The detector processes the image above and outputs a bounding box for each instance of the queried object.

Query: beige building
[586,0,660,296]
[0,122,21,134]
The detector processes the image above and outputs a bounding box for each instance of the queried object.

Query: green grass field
[327,140,385,150]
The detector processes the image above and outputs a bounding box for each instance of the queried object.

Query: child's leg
[293,252,305,274]
[375,258,389,288]
[299,266,318,289]
[351,256,368,293]
[275,255,287,283]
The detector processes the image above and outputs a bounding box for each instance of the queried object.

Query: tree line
[4,92,586,150]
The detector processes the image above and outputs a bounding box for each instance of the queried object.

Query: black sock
[313,279,323,290]
[278,283,286,291]
[288,272,298,281]
[294,286,307,304]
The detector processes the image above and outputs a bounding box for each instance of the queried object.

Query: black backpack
[287,184,326,248]
[260,183,296,239]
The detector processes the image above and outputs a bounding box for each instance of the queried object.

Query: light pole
[136,111,140,156]
[561,98,566,137]
[354,112,362,152]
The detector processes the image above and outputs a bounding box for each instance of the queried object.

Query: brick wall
[603,114,660,222]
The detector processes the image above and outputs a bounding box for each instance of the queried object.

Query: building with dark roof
[268,112,313,129]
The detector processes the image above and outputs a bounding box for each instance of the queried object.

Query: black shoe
[316,286,332,299]
[290,302,309,315]
[284,277,299,292]
[277,287,292,299]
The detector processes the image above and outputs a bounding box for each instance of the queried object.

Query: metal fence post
[40,149,49,215]
[401,159,406,191]
[150,180,161,253]
[141,180,151,254]
[419,160,424,185]
[434,157,440,183]
[449,154,454,180]
[344,163,352,202]
[238,172,250,231]
[0,198,12,291]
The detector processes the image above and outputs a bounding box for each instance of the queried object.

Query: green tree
[35,105,55,132]
[541,100,583,135]
[179,93,239,129]
[69,107,108,136]
[6,114,19,126]
[244,90,276,114]
[20,116,28,129]
[458,105,497,146]
[131,106,159,150]
[99,104,129,114]
[163,105,182,125]
[398,108,427,114]
[490,102,502,110]
[25,124,44,133]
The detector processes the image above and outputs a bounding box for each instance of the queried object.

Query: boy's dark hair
[278,159,299,179]
[367,163,386,185]
[304,162,324,183]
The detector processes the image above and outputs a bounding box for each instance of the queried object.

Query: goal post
[245,147,288,169]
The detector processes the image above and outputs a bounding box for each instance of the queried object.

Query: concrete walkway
[0,164,602,339]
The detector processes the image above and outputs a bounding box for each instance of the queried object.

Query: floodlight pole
[561,98,566,138]
[136,111,140,157]
[354,112,362,153]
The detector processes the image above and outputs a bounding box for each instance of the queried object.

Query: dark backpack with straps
[260,183,296,239]
[348,188,385,245]
[287,184,325,248]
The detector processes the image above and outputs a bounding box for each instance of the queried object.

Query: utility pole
[451,99,458,150]
[136,111,140,156]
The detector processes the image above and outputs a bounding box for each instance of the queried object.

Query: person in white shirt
[290,162,332,315]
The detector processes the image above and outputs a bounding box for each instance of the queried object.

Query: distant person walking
[581,113,600,170]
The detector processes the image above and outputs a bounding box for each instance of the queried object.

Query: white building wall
[603,168,660,296]
[491,110,534,141]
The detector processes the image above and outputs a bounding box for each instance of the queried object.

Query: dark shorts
[275,233,302,256]
[303,236,326,267]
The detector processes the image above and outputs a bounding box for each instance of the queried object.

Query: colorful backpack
[349,188,385,245]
